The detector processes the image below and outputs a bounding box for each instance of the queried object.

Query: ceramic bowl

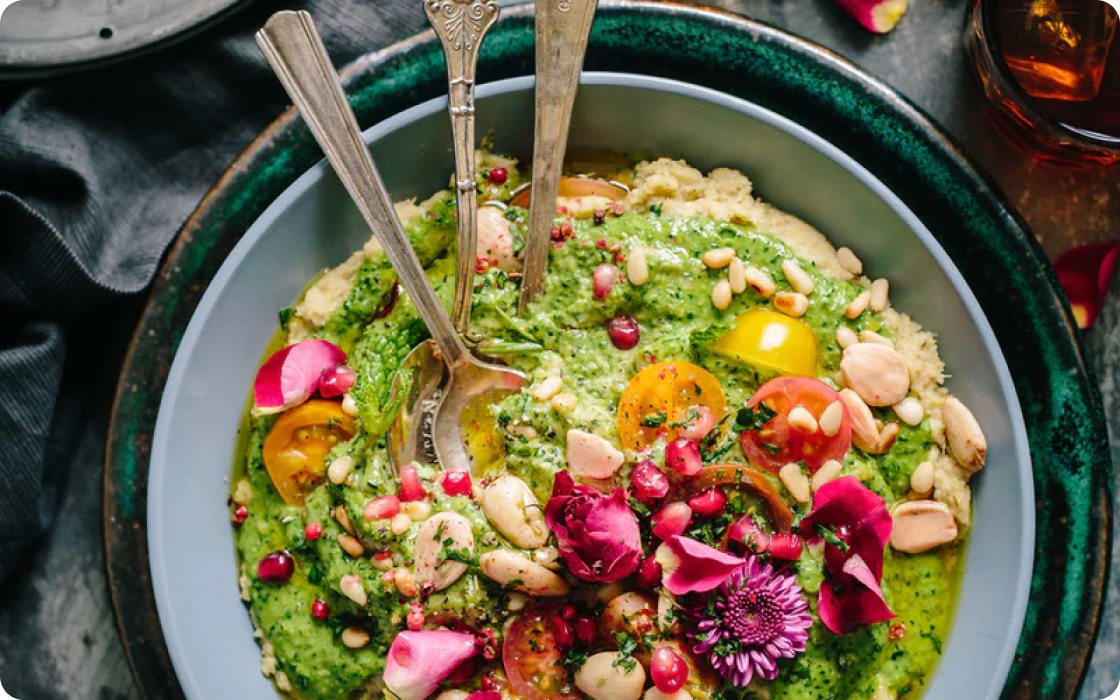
[147,72,1033,700]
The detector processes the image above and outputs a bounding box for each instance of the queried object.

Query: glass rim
[979,0,1120,149]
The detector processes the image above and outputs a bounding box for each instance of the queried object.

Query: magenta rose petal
[253,339,346,414]
[655,535,744,595]
[545,471,642,582]
[1053,241,1118,329]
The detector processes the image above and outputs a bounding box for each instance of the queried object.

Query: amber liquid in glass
[991,0,1119,139]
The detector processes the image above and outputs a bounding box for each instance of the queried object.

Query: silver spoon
[517,0,600,313]
[256,10,524,474]
[380,0,504,472]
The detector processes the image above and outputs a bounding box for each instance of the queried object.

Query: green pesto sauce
[235,164,961,700]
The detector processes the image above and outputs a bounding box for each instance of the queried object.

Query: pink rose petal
[1054,241,1118,329]
[254,339,346,414]
[545,471,642,583]
[654,536,744,595]
[383,630,479,700]
[818,554,895,634]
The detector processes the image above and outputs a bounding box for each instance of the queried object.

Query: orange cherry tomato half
[617,361,729,452]
[738,377,851,474]
[503,604,582,700]
[263,400,356,504]
[508,177,629,209]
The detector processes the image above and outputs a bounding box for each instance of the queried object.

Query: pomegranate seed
[550,225,564,241]
[446,658,480,684]
[441,470,473,497]
[398,465,427,502]
[407,601,425,630]
[374,284,401,319]
[258,551,294,584]
[651,647,689,694]
[562,605,576,620]
[665,438,703,476]
[606,315,640,350]
[728,517,771,554]
[232,505,248,524]
[574,616,597,644]
[364,495,401,521]
[636,553,663,589]
[304,522,323,541]
[311,599,329,621]
[488,167,508,185]
[593,264,619,300]
[596,238,609,249]
[652,502,692,540]
[480,676,497,692]
[687,488,728,518]
[768,532,804,560]
[631,461,670,505]
[551,615,575,651]
[560,222,574,238]
[468,691,501,700]
[676,405,717,442]
[319,365,356,398]
[475,254,492,274]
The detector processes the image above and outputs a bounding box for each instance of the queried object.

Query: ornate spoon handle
[425,0,500,340]
[518,0,599,314]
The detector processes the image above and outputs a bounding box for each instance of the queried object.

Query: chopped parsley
[613,632,639,672]
[641,411,668,429]
[649,204,663,217]
[734,403,778,432]
[815,524,851,553]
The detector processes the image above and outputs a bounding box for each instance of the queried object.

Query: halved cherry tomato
[678,464,794,532]
[738,377,851,474]
[503,603,582,700]
[508,177,628,209]
[263,400,356,504]
[710,308,817,376]
[617,362,729,452]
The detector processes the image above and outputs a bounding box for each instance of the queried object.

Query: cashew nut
[941,397,987,471]
[481,474,550,548]
[840,343,911,407]
[575,652,647,700]
[890,500,958,553]
[414,512,475,591]
[479,550,570,596]
[478,206,521,271]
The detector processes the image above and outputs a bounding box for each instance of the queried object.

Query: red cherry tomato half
[503,604,582,700]
[738,377,851,474]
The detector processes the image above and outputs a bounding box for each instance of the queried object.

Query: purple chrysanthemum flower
[686,556,812,687]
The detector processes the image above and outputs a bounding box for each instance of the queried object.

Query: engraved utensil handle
[518,0,600,314]
[256,10,471,368]
[425,0,500,340]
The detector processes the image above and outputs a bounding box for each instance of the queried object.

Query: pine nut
[334,506,356,536]
[341,627,371,648]
[846,291,871,319]
[341,393,359,416]
[837,247,863,275]
[859,330,894,347]
[774,291,809,317]
[745,266,777,297]
[390,513,412,536]
[702,247,736,269]
[328,455,354,484]
[711,280,732,310]
[819,401,845,437]
[507,592,529,611]
[779,463,811,503]
[728,257,747,294]
[893,397,924,426]
[787,406,819,434]
[870,279,890,312]
[628,246,650,285]
[781,260,814,295]
[551,392,577,413]
[395,568,417,597]
[338,534,365,557]
[836,327,859,349]
[532,376,564,402]
[340,575,368,606]
[812,459,844,491]
[401,500,432,520]
[910,461,935,495]
[371,555,395,571]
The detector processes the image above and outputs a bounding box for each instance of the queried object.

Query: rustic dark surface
[0,0,1115,699]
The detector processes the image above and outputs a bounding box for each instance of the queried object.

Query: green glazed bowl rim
[104,3,1113,700]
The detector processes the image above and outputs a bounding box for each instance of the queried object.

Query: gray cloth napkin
[0,0,428,582]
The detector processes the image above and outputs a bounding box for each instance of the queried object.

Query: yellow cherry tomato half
[263,400,356,504]
[710,308,818,377]
[617,361,729,452]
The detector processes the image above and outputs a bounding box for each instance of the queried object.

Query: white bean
[481,474,549,548]
[414,512,474,591]
[567,429,625,480]
[575,652,647,700]
[479,550,570,596]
